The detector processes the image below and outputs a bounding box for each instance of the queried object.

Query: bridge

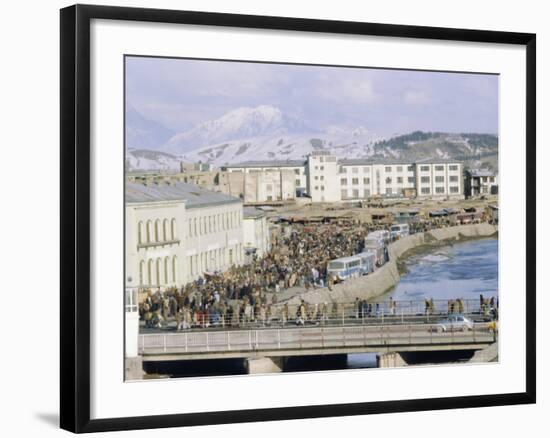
[138,322,496,363]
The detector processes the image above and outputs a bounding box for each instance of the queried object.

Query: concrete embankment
[285,223,498,305]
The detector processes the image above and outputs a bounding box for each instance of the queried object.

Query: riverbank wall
[284,223,498,305]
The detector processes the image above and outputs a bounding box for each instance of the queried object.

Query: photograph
[124,56,500,380]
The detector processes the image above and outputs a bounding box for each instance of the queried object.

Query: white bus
[327,251,376,281]
[390,223,409,239]
[365,229,390,245]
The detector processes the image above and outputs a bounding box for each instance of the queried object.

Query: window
[314,186,319,191]
[450,186,460,193]
[171,218,177,239]
[321,185,325,191]
[396,166,403,172]
[352,167,358,173]
[397,177,403,184]
[352,189,359,198]
[341,189,348,199]
[420,165,430,171]
[294,169,300,175]
[147,259,154,285]
[363,189,370,197]
[340,178,347,185]
[163,219,169,241]
[386,188,392,195]
[139,260,145,285]
[421,176,430,183]
[435,176,445,183]
[385,166,392,172]
[352,178,359,185]
[450,175,459,182]
[155,219,160,242]
[407,165,414,172]
[385,177,392,184]
[320,175,324,181]
[339,166,347,174]
[435,187,445,193]
[449,165,459,171]
[363,177,370,184]
[164,257,169,284]
[421,187,431,194]
[146,220,153,243]
[363,166,370,172]
[435,165,445,171]
[408,177,415,183]
[314,176,319,180]
[138,221,144,245]
[155,259,161,286]
[295,179,301,187]
[320,166,324,171]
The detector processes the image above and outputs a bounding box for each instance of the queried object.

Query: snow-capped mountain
[164,105,312,154]
[125,106,176,150]
[125,105,498,171]
[180,132,380,166]
[126,149,184,172]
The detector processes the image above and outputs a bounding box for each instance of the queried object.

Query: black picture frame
[60,4,536,433]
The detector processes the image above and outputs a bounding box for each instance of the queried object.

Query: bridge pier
[125,355,145,380]
[246,357,284,374]
[377,352,408,368]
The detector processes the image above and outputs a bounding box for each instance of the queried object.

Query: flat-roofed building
[243,207,270,259]
[224,160,307,195]
[464,168,498,198]
[415,159,463,199]
[221,154,464,202]
[125,180,244,289]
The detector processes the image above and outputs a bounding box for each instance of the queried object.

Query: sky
[125,56,499,138]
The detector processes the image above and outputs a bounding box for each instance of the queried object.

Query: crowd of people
[138,213,496,330]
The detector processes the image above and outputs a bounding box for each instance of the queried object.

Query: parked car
[431,314,473,333]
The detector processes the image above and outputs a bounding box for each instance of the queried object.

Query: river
[347,236,498,369]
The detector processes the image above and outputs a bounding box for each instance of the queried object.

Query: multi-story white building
[223,153,463,202]
[125,180,244,289]
[243,207,271,258]
[224,160,308,195]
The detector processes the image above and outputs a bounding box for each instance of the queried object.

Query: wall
[1,1,546,438]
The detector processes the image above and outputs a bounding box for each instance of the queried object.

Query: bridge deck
[139,323,496,361]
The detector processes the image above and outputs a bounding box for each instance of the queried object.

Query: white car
[431,314,474,333]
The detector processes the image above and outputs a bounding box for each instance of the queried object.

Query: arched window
[194,218,197,236]
[164,256,169,284]
[147,259,153,286]
[171,218,177,240]
[163,219,169,241]
[146,220,153,243]
[138,221,144,245]
[156,258,161,286]
[139,260,145,286]
[172,256,177,283]
[154,219,161,242]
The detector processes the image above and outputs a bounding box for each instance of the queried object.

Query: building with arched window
[125,180,244,290]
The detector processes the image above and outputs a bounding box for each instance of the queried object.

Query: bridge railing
[139,322,496,355]
[151,298,498,332]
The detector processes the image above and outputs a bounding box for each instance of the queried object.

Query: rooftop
[126,181,242,209]
[243,207,266,218]
[224,159,307,168]
[466,169,496,177]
